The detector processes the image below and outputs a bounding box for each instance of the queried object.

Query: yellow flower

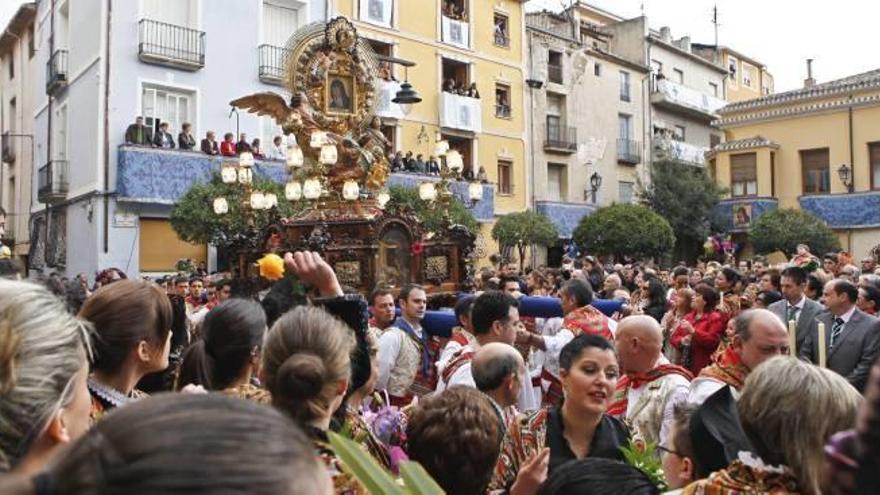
[257,253,285,281]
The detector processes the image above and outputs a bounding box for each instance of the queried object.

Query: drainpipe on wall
[847,94,854,252]
[45,0,56,266]
[102,0,112,253]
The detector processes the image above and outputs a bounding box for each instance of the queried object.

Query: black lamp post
[378,55,421,116]
[586,171,602,203]
[837,163,853,193]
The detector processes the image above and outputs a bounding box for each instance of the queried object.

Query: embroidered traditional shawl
[699,345,750,391]
[607,364,693,417]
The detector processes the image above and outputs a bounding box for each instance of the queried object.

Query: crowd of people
[389,150,489,181]
[123,116,291,161]
[1,245,880,494]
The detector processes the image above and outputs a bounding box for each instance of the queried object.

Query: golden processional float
[229,17,482,299]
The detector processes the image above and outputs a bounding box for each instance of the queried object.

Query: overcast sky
[2,0,878,92]
[527,0,880,92]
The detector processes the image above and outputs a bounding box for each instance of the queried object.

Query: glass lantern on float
[310,131,328,148]
[319,144,338,165]
[376,190,391,209]
[342,180,360,201]
[287,143,304,169]
[213,197,229,215]
[285,181,303,201]
[302,178,323,200]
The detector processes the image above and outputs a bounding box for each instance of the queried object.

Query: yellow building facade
[693,45,773,102]
[331,0,529,259]
[709,69,880,258]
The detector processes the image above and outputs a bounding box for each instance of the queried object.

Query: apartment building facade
[525,7,648,262]
[30,0,327,276]
[710,69,880,258]
[693,44,774,103]
[331,0,529,260]
[0,3,37,265]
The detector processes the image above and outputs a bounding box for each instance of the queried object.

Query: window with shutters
[262,1,303,47]
[140,0,197,28]
[801,148,830,194]
[498,160,512,195]
[870,142,880,190]
[730,152,757,197]
[619,181,635,204]
[141,84,195,136]
[547,163,566,201]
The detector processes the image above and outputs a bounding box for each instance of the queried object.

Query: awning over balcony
[652,79,725,121]
[535,201,597,238]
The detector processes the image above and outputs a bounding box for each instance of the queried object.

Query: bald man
[472,343,526,437]
[610,315,693,446]
[688,309,790,405]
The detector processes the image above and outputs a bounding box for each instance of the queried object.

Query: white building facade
[31,0,326,276]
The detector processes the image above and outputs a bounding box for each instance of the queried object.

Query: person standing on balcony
[124,116,153,146]
[177,123,196,151]
[251,138,265,159]
[414,154,426,174]
[236,133,253,155]
[152,122,175,149]
[265,136,286,161]
[201,131,219,155]
[220,133,236,156]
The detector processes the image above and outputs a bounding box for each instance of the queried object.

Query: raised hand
[283,251,343,298]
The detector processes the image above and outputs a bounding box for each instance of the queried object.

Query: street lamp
[386,58,421,116]
[586,172,603,203]
[838,163,854,193]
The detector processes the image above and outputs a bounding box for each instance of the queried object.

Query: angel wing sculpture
[230,92,306,137]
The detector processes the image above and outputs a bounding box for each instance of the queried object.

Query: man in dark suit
[768,266,824,353]
[200,131,219,155]
[800,279,880,392]
[152,122,175,149]
[124,116,153,146]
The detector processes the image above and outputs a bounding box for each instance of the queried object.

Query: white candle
[817,322,827,368]
[788,320,797,357]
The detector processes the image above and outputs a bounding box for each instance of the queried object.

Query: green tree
[639,160,727,262]
[170,174,303,255]
[572,203,675,261]
[386,185,479,235]
[491,210,559,270]
[749,208,840,258]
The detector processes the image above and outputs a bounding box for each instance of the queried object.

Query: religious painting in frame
[325,72,357,115]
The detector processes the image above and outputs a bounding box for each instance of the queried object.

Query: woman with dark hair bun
[176,299,269,403]
[490,334,630,493]
[262,305,367,494]
[39,394,332,495]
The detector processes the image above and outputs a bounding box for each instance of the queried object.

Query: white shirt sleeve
[437,340,463,373]
[376,330,403,391]
[543,328,576,358]
[660,377,691,446]
[687,377,726,406]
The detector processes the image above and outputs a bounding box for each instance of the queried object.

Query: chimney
[679,36,691,52]
[804,59,816,88]
[659,26,672,43]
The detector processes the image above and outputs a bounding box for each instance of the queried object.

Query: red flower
[411,242,425,256]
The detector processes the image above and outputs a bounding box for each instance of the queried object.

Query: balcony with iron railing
[138,19,205,70]
[617,139,641,164]
[46,49,68,94]
[38,160,69,203]
[547,64,563,84]
[544,125,577,153]
[1,131,15,163]
[258,44,290,85]
[651,78,726,121]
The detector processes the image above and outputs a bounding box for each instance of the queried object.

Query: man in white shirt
[376,284,437,405]
[612,315,691,446]
[435,290,519,391]
[688,309,789,405]
[264,135,287,161]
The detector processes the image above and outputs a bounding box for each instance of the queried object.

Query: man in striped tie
[800,279,880,392]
